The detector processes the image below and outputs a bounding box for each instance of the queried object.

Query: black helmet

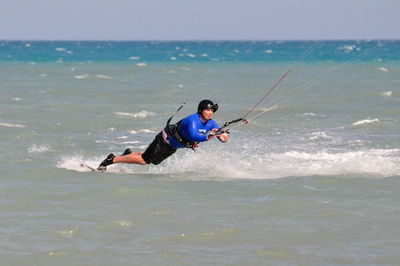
[197,99,218,113]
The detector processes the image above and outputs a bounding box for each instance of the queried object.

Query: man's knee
[139,155,149,165]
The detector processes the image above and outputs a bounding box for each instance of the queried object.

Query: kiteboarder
[97,100,229,171]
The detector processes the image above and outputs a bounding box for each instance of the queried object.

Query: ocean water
[1,41,400,265]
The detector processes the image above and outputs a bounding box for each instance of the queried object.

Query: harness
[164,120,198,150]
[164,103,198,150]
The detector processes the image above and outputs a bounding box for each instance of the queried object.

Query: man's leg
[113,152,147,165]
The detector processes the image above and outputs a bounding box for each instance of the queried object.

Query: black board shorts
[141,132,177,165]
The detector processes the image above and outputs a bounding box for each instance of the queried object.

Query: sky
[1,0,399,40]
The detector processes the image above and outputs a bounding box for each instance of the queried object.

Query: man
[97,99,229,171]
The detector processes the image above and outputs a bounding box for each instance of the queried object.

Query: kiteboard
[80,162,101,172]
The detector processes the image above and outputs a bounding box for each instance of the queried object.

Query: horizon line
[1,38,399,42]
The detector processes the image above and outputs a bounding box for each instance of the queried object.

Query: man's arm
[186,120,208,142]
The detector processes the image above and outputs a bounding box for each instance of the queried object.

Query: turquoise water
[1,41,400,265]
[1,40,399,62]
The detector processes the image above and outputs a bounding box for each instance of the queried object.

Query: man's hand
[217,131,229,143]
[207,128,229,142]
[207,128,220,140]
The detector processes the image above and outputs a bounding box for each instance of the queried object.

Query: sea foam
[28,144,52,153]
[57,155,102,172]
[57,148,400,179]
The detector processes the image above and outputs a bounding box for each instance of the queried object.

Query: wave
[352,118,379,126]
[129,129,156,134]
[55,47,73,54]
[114,111,156,119]
[383,91,392,97]
[57,148,400,180]
[95,74,112,80]
[303,112,317,117]
[120,141,141,145]
[258,106,278,112]
[337,44,357,52]
[0,122,26,128]
[74,74,89,79]
[309,131,332,140]
[378,67,389,72]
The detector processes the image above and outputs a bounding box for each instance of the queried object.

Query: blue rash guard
[168,113,220,149]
